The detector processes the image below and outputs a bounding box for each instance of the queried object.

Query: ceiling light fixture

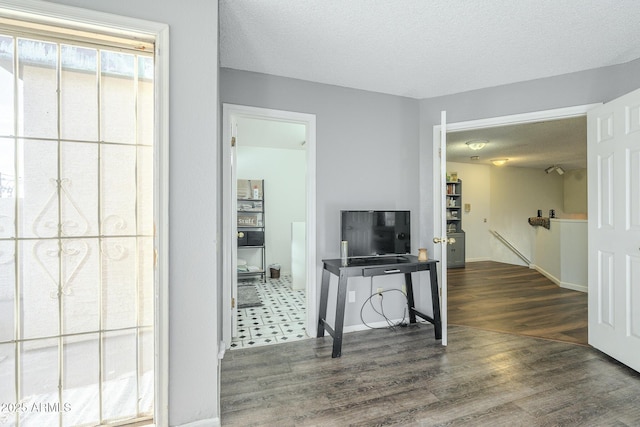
[545,165,556,174]
[470,155,480,161]
[466,139,488,150]
[492,159,508,166]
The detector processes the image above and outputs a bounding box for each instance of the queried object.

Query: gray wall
[221,59,640,328]
[43,1,220,425]
[419,58,640,255]
[220,69,422,324]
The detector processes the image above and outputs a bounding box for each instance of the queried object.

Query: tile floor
[231,275,307,349]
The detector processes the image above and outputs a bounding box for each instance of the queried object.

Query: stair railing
[489,229,531,266]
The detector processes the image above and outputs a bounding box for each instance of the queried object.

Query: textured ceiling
[221,2,636,169]
[220,0,640,99]
[446,116,587,170]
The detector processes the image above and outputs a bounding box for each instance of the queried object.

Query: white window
[0,20,155,427]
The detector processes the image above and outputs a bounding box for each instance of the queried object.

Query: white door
[587,87,640,373]
[432,111,448,345]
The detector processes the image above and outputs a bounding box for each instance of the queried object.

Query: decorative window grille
[0,21,155,427]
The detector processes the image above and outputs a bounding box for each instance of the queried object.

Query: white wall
[445,162,491,261]
[446,161,567,266]
[557,219,588,291]
[490,166,564,266]
[533,219,588,292]
[237,146,306,275]
[533,223,561,279]
[564,168,588,217]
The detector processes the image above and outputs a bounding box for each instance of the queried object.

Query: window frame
[0,1,169,425]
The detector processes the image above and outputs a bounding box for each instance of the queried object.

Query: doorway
[432,103,598,345]
[445,115,588,269]
[222,104,317,349]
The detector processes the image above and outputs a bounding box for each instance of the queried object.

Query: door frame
[222,103,317,348]
[432,111,449,345]
[432,103,600,343]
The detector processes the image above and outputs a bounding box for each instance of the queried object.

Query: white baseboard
[342,318,428,333]
[465,257,491,263]
[343,319,401,333]
[531,264,587,293]
[177,418,220,427]
[532,264,561,286]
[559,281,588,293]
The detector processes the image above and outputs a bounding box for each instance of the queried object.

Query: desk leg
[332,271,348,358]
[405,272,417,324]
[429,266,442,340]
[317,267,331,338]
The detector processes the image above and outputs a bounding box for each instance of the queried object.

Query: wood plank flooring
[448,261,588,345]
[220,323,640,426]
[220,261,640,426]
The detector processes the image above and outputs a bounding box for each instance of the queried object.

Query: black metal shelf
[237,179,266,282]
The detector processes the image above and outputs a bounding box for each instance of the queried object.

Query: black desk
[317,255,441,358]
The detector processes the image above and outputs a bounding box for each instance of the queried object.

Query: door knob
[433,237,456,244]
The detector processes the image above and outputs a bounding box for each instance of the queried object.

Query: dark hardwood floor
[220,262,640,426]
[221,324,640,426]
[448,261,588,345]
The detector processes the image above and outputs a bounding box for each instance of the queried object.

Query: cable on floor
[361,278,408,330]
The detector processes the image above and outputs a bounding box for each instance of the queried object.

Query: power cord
[360,278,408,330]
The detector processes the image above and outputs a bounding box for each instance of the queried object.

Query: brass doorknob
[433,237,456,244]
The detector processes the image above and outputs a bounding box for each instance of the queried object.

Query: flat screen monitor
[340,210,410,257]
